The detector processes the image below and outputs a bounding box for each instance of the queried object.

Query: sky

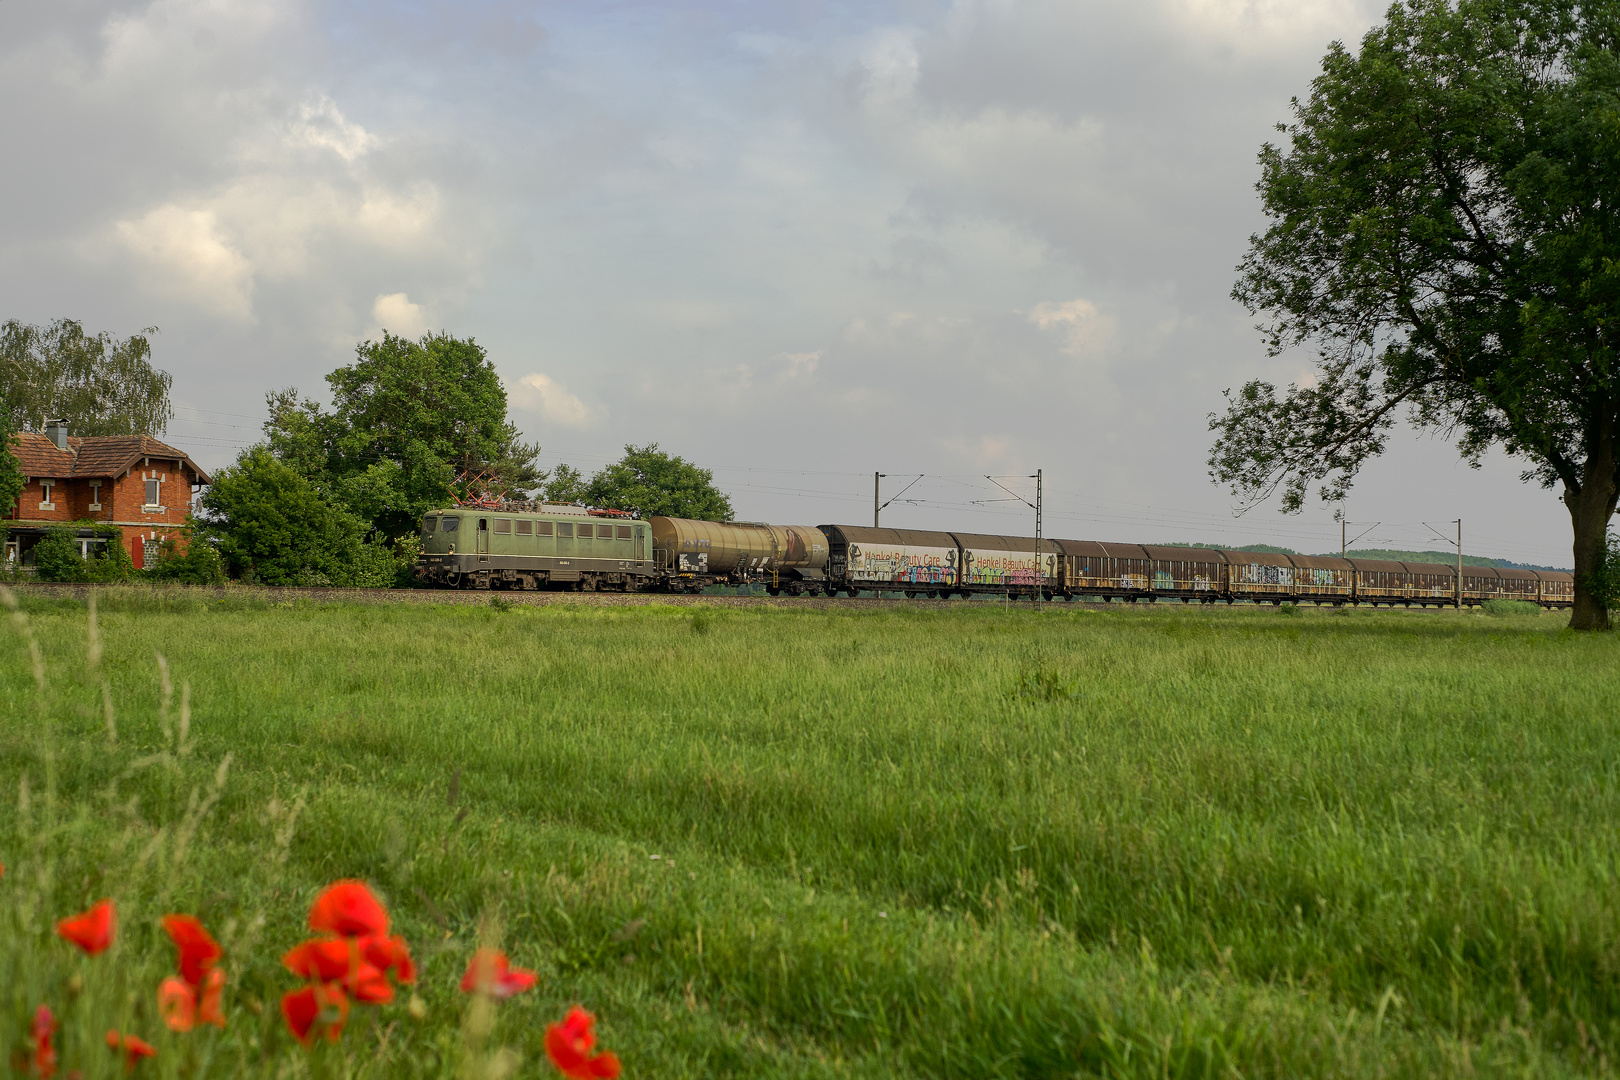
[0,0,1579,567]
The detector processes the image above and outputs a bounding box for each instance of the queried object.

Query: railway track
[7,582,1087,609]
[5,582,1502,612]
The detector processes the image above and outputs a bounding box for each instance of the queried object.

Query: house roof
[9,432,211,485]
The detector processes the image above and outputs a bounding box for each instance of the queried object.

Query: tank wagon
[416,506,1572,606]
[653,518,829,594]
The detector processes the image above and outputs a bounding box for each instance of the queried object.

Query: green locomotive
[417,505,653,591]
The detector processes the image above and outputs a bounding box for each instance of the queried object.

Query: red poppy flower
[198,966,227,1028]
[307,881,387,938]
[283,938,354,983]
[162,914,223,986]
[105,1031,156,1071]
[30,1005,57,1079]
[159,976,196,1032]
[360,933,416,984]
[281,984,349,1047]
[460,948,538,1000]
[544,1007,621,1079]
[56,899,116,955]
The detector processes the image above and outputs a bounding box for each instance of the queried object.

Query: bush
[340,536,401,589]
[1482,598,1541,616]
[147,535,227,585]
[30,528,85,581]
[198,446,366,585]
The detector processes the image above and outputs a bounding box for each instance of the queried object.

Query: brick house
[5,420,211,569]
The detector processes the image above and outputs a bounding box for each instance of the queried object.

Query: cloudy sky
[0,0,1577,566]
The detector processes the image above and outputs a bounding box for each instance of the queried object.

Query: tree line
[1,321,732,587]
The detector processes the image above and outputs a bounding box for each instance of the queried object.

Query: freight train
[415,504,1574,608]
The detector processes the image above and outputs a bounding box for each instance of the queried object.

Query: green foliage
[0,318,171,435]
[197,446,365,585]
[585,444,733,521]
[541,462,588,504]
[1482,598,1541,616]
[30,527,86,581]
[1278,601,1299,616]
[263,332,542,541]
[3,601,1615,1077]
[30,523,134,583]
[1583,529,1620,612]
[0,428,23,514]
[146,532,227,586]
[1208,0,1620,625]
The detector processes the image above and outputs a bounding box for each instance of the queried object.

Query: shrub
[147,536,227,585]
[30,528,85,581]
[1482,598,1541,616]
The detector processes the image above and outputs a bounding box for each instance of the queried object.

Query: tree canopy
[583,444,733,521]
[262,331,542,539]
[1,318,172,436]
[1210,0,1620,629]
[197,447,369,586]
[0,431,21,518]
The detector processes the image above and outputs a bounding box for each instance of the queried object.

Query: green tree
[1,318,171,435]
[541,463,588,504]
[147,531,227,586]
[1210,0,1620,630]
[585,444,733,520]
[0,428,22,517]
[197,447,365,585]
[30,524,134,583]
[264,332,542,539]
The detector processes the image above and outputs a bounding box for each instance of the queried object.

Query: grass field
[2,590,1618,1078]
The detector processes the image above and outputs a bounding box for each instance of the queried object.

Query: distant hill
[1334,548,1568,573]
[1157,542,1569,572]
[1335,548,1498,568]
[1158,542,1300,554]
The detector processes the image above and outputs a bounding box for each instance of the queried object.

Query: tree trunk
[1567,419,1618,632]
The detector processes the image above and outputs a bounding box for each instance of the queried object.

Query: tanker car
[416,505,1573,607]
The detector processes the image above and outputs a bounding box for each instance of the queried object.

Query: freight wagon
[415,505,1573,607]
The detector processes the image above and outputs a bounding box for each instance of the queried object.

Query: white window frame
[39,480,55,511]
[143,474,163,512]
[89,480,102,511]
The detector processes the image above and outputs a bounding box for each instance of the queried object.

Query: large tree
[0,318,171,435]
[584,444,733,520]
[1210,0,1620,629]
[197,447,366,586]
[264,331,542,539]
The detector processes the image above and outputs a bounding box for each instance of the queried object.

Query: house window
[39,481,55,510]
[89,481,102,511]
[144,478,161,508]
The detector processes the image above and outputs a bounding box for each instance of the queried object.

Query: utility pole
[1035,469,1043,609]
[1342,518,1346,559]
[874,472,885,528]
[1457,518,1463,610]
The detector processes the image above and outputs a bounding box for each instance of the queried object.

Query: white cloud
[511,373,595,428]
[289,96,378,161]
[372,293,429,338]
[779,350,821,380]
[1028,298,1115,357]
[113,205,254,320]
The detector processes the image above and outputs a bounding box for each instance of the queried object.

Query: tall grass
[0,595,1611,1076]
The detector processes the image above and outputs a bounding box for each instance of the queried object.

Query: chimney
[45,419,68,450]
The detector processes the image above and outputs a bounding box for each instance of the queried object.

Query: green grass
[1,589,1616,1077]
